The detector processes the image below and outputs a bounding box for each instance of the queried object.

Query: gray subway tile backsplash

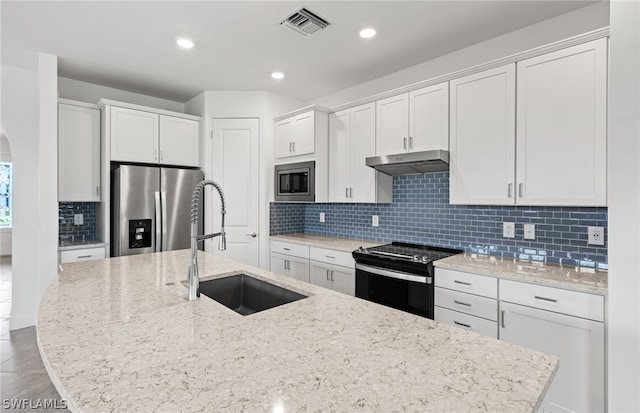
[270,172,608,268]
[58,202,98,242]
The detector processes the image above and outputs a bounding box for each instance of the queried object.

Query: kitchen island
[38,250,558,412]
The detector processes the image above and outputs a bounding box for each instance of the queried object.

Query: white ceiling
[1,1,600,103]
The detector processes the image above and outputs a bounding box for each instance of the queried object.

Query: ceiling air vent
[280,6,330,37]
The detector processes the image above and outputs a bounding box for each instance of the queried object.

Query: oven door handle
[355,263,430,284]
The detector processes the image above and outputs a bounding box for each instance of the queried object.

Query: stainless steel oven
[353,243,463,319]
[274,161,315,202]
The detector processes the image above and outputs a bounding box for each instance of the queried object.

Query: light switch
[524,224,535,240]
[372,215,379,227]
[74,214,83,226]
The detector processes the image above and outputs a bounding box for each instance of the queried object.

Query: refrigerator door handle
[154,191,161,253]
[161,191,168,252]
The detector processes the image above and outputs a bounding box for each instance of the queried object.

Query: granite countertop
[58,239,106,251]
[435,253,608,295]
[38,250,558,413]
[270,233,382,252]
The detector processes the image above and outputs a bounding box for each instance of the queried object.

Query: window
[0,162,12,228]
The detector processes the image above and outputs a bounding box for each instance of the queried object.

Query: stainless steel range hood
[365,149,449,176]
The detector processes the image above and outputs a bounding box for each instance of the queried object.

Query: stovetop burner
[355,242,463,264]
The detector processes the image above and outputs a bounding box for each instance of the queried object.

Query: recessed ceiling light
[176,38,194,49]
[271,72,285,80]
[359,28,376,39]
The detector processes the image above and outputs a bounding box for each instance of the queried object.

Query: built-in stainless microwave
[274,161,315,202]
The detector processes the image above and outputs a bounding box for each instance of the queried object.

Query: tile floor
[0,256,69,412]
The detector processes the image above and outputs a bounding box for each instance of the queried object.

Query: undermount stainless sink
[199,274,307,316]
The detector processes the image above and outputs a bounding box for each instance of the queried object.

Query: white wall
[311,2,609,107]
[1,64,42,329]
[37,54,59,299]
[0,135,12,256]
[58,77,186,113]
[185,91,303,269]
[607,0,640,411]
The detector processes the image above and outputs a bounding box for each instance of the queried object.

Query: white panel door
[58,103,101,201]
[499,301,605,413]
[210,118,259,266]
[516,38,607,206]
[275,118,294,159]
[376,93,409,156]
[310,260,332,290]
[409,82,449,152]
[449,64,516,205]
[159,115,200,167]
[288,256,310,283]
[350,102,377,202]
[331,265,355,296]
[270,252,289,277]
[110,106,158,163]
[328,110,351,202]
[292,111,315,156]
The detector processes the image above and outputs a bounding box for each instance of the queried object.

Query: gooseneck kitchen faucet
[188,180,226,301]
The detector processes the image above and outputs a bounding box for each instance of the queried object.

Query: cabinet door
[274,118,294,159]
[499,301,605,413]
[309,260,332,290]
[58,104,101,201]
[110,106,159,163]
[516,38,607,206]
[330,264,355,296]
[409,82,449,152]
[288,256,310,283]
[270,252,289,277]
[376,93,409,156]
[450,64,516,205]
[328,110,351,202]
[292,111,315,156]
[159,115,200,167]
[350,103,378,203]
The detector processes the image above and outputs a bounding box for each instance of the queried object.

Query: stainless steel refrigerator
[111,165,204,257]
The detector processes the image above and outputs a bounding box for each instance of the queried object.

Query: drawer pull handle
[77,255,92,259]
[534,295,558,303]
[283,248,291,251]
[454,321,471,328]
[501,310,506,328]
[453,300,471,307]
[454,280,471,286]
[325,255,335,259]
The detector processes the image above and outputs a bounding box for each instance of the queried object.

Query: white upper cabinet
[275,110,316,159]
[58,102,101,202]
[110,106,200,167]
[376,82,449,156]
[158,115,200,167]
[110,106,159,164]
[409,82,449,152]
[376,94,409,155]
[449,64,516,205]
[329,103,391,203]
[516,38,607,206]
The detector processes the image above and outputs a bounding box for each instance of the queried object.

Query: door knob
[245,232,258,238]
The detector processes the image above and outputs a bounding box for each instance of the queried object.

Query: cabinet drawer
[500,279,604,322]
[435,287,498,321]
[270,240,309,259]
[435,268,498,299]
[309,247,354,268]
[60,247,105,264]
[435,307,498,339]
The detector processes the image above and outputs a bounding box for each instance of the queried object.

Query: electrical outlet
[523,224,535,240]
[372,215,379,227]
[74,214,83,226]
[588,226,605,246]
[319,212,325,223]
[503,222,515,238]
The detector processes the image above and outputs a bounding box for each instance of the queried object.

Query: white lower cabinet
[434,268,498,338]
[270,252,309,283]
[59,247,106,264]
[309,260,355,296]
[499,284,605,413]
